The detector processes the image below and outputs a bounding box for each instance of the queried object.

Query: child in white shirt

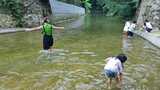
[104,54,127,89]
[143,20,153,32]
[123,21,130,36]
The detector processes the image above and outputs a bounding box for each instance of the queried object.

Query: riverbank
[0,16,79,34]
[133,30,160,49]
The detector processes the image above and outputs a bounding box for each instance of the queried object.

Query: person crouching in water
[42,17,64,53]
[104,54,127,89]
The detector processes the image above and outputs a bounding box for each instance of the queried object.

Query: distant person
[41,17,64,53]
[123,21,130,36]
[104,54,127,89]
[127,21,136,37]
[143,20,152,32]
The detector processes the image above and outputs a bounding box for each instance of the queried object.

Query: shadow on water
[0,15,160,90]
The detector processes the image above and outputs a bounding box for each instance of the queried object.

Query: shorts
[43,35,53,50]
[146,27,152,32]
[127,31,134,37]
[104,69,117,78]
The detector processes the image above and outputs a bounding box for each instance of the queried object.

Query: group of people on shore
[123,19,153,37]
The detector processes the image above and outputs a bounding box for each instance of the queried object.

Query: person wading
[42,17,64,53]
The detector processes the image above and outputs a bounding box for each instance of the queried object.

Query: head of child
[116,54,127,63]
[145,19,149,22]
[43,16,49,23]
[133,21,136,24]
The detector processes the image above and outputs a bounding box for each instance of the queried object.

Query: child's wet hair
[116,54,127,63]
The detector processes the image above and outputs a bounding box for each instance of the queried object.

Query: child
[127,21,136,37]
[143,19,152,32]
[123,21,130,36]
[26,16,64,53]
[104,54,127,89]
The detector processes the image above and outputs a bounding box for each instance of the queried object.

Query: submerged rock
[75,83,94,90]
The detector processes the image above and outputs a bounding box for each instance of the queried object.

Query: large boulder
[137,0,160,31]
[0,14,16,28]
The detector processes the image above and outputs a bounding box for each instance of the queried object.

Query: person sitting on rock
[104,54,127,89]
[143,19,153,32]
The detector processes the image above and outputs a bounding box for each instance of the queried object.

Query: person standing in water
[104,54,127,89]
[128,21,136,37]
[41,17,64,52]
[123,21,130,36]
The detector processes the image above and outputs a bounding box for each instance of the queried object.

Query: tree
[0,0,24,27]
[81,0,92,13]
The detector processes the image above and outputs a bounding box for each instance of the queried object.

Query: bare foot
[108,86,111,89]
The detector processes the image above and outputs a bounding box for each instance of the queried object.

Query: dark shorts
[127,31,134,37]
[146,27,152,32]
[43,35,53,50]
[104,69,117,78]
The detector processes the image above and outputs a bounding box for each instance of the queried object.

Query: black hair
[145,19,149,22]
[116,54,127,63]
[133,21,136,23]
[43,16,49,23]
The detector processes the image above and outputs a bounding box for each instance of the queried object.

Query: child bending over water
[104,54,127,89]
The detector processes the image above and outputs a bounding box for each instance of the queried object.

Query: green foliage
[81,0,92,13]
[0,0,24,27]
[97,0,140,19]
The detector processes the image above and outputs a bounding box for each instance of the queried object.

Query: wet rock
[23,14,42,27]
[0,14,16,28]
[137,0,160,31]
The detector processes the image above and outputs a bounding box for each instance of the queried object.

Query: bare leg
[107,78,112,89]
[48,46,53,53]
[116,74,122,88]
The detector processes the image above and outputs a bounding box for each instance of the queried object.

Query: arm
[25,26,42,31]
[117,62,123,75]
[53,25,64,29]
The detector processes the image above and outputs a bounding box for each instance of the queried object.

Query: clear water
[0,16,160,90]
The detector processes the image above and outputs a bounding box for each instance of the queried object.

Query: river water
[0,16,160,90]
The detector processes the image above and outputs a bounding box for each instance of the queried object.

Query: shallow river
[0,16,160,90]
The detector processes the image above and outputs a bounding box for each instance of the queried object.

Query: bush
[0,0,24,27]
[97,0,140,19]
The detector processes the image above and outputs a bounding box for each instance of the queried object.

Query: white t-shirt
[104,57,123,74]
[129,23,136,31]
[146,22,152,29]
[123,22,130,32]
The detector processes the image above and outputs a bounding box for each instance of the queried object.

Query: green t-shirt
[42,23,54,36]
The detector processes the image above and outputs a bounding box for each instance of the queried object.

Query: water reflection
[122,36,133,53]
